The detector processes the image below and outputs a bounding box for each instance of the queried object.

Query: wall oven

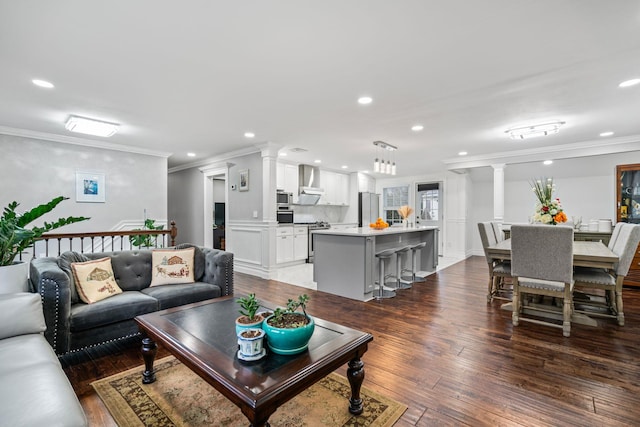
[277,210,294,224]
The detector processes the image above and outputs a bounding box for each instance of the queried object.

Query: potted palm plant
[0,196,89,293]
[262,294,315,355]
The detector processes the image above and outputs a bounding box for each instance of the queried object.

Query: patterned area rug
[92,356,406,427]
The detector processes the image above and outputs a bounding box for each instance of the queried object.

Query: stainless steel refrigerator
[358,192,380,227]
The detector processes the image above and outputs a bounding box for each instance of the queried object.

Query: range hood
[297,164,324,205]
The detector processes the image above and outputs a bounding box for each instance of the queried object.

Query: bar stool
[395,245,413,289]
[375,249,397,299]
[408,242,429,282]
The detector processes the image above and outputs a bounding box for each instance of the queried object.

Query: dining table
[486,239,619,327]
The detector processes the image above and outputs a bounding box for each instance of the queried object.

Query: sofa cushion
[0,334,87,427]
[142,282,221,310]
[150,247,195,286]
[70,291,158,332]
[92,250,153,291]
[72,257,123,304]
[58,251,90,304]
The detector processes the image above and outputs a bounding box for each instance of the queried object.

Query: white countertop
[312,225,438,237]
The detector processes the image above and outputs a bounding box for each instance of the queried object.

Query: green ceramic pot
[262,314,315,355]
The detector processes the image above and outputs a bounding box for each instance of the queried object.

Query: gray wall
[1,134,167,232]
[168,167,205,245]
[228,152,263,220]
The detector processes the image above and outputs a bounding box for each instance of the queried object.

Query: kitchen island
[312,226,438,301]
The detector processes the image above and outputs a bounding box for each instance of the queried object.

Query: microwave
[277,210,294,223]
[277,191,293,206]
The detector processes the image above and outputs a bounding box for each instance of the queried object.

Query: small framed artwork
[76,171,106,203]
[239,169,249,191]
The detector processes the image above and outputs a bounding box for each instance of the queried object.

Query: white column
[258,142,281,223]
[492,164,506,222]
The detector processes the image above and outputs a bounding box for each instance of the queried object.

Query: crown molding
[442,134,640,170]
[0,125,172,158]
[168,145,261,173]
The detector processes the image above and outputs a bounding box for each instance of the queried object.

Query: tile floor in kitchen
[273,254,464,291]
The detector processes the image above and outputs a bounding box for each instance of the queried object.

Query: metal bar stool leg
[410,242,429,282]
[396,246,412,289]
[375,249,396,299]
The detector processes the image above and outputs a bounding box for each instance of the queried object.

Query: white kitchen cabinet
[277,163,299,203]
[276,226,294,264]
[293,225,308,261]
[319,170,349,205]
[277,225,308,263]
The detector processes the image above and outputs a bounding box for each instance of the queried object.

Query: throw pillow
[150,247,195,287]
[71,257,123,304]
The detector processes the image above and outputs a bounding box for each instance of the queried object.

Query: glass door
[415,182,443,254]
[617,163,640,224]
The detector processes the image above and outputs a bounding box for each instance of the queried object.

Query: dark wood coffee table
[135,296,373,427]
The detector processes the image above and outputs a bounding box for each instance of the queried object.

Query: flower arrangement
[530,177,567,225]
[397,205,414,220]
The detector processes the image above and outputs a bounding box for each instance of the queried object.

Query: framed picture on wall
[76,171,106,203]
[239,169,249,191]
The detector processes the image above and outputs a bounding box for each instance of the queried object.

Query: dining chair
[573,223,640,326]
[511,224,574,337]
[491,221,505,242]
[478,222,511,302]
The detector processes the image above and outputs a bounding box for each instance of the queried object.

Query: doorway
[415,182,443,255]
[202,166,228,249]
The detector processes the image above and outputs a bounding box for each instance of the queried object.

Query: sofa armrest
[201,247,234,296]
[29,257,73,354]
[0,293,46,340]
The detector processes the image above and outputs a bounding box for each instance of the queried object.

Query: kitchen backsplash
[293,204,345,223]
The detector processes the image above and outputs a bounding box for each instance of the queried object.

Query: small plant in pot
[263,294,315,355]
[237,328,266,361]
[235,293,264,334]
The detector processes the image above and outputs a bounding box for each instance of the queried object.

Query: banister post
[170,221,178,247]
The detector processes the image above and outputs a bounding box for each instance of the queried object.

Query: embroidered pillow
[71,257,123,304]
[150,248,195,287]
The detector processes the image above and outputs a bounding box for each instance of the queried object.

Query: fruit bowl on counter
[369,218,389,230]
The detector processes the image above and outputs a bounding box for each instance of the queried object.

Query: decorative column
[259,142,281,223]
[492,164,506,223]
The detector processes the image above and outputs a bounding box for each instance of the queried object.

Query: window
[383,186,409,225]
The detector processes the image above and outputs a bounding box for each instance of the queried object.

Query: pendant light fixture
[373,141,398,175]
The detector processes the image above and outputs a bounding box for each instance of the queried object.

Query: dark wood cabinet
[616,163,640,287]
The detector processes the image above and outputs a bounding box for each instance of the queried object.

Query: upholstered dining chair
[491,221,505,242]
[510,224,574,337]
[478,222,511,302]
[573,223,640,326]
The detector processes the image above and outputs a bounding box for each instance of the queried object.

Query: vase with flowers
[397,205,414,228]
[530,177,567,225]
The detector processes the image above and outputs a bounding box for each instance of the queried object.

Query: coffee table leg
[141,336,157,384]
[347,357,365,415]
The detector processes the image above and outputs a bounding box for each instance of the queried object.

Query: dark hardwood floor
[63,256,640,426]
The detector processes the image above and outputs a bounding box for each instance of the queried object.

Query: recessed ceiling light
[65,115,119,137]
[314,159,322,164]
[32,79,54,88]
[187,152,196,157]
[411,125,424,132]
[278,152,287,157]
[543,160,553,165]
[244,132,255,138]
[357,96,373,105]
[341,165,348,169]
[600,131,614,137]
[619,78,640,88]
[458,151,467,156]
[362,170,369,174]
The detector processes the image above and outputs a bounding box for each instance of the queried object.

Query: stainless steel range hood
[297,164,324,205]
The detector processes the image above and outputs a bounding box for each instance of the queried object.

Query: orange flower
[554,211,567,223]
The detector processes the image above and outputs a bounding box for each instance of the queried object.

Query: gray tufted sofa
[29,244,233,355]
[0,292,87,426]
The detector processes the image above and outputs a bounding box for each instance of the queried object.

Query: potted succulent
[262,294,315,355]
[235,293,265,334]
[0,197,89,293]
[237,328,266,361]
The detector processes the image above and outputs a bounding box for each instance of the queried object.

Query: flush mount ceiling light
[373,140,397,175]
[505,121,565,140]
[65,115,119,137]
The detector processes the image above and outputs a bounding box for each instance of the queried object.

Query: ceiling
[2,1,640,176]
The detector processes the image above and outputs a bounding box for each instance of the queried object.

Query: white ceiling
[2,1,640,176]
